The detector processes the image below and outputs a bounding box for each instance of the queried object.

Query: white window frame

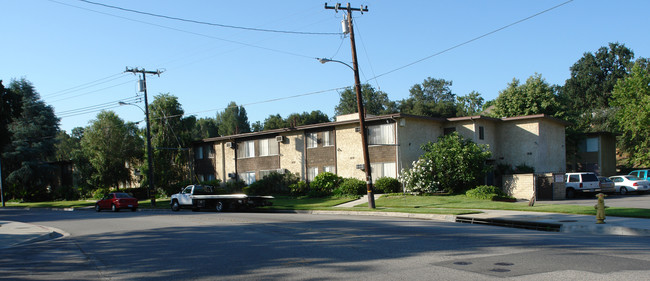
[323,131,333,147]
[324,166,336,174]
[307,167,318,181]
[306,132,318,148]
[368,123,395,145]
[237,140,255,158]
[371,162,397,179]
[241,171,256,185]
[259,138,279,156]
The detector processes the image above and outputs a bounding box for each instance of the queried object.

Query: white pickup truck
[170,184,273,212]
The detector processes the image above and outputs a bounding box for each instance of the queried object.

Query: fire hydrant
[594,193,608,224]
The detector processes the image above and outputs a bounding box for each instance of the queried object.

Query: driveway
[538,193,650,209]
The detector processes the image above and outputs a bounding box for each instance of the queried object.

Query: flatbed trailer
[170,185,273,212]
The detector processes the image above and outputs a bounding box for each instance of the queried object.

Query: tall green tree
[149,93,195,192]
[611,58,650,167]
[216,101,250,136]
[2,79,59,201]
[399,77,457,117]
[286,110,330,127]
[0,80,21,153]
[81,111,143,190]
[561,42,635,132]
[189,117,219,139]
[492,73,561,118]
[456,91,484,116]
[335,84,397,116]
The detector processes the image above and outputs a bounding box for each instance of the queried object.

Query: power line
[42,72,129,99]
[57,96,141,119]
[368,0,574,82]
[78,0,341,36]
[48,79,137,103]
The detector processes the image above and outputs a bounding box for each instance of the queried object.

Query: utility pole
[125,67,163,207]
[0,158,4,207]
[325,3,375,208]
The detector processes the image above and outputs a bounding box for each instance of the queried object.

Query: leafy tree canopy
[216,101,250,136]
[2,78,60,201]
[399,77,457,118]
[611,58,650,167]
[335,84,397,116]
[492,73,561,118]
[456,91,484,117]
[81,111,143,190]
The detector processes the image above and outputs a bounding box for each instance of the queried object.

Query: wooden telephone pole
[324,3,375,208]
[124,67,163,206]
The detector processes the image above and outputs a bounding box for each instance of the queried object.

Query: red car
[95,192,139,212]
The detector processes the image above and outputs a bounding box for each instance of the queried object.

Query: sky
[2,0,650,134]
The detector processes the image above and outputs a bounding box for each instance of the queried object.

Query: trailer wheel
[215,201,224,212]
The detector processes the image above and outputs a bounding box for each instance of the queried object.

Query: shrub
[244,172,299,195]
[308,172,343,197]
[466,185,509,200]
[289,181,309,196]
[92,188,111,200]
[374,177,401,194]
[334,178,366,196]
[400,159,439,194]
[51,185,81,201]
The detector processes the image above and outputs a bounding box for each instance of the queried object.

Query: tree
[456,91,484,116]
[561,42,635,132]
[2,79,60,201]
[611,58,650,167]
[191,117,219,139]
[399,77,457,117]
[419,132,491,194]
[81,111,143,190]
[334,84,397,116]
[216,101,250,136]
[262,114,287,130]
[286,111,330,127]
[491,73,561,118]
[149,93,195,193]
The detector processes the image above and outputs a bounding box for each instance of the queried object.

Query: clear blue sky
[2,0,649,134]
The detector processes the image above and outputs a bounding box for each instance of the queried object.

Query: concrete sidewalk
[0,220,66,250]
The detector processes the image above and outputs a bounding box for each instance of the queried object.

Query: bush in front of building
[308,172,343,197]
[334,178,366,196]
[244,172,299,195]
[289,181,309,196]
[465,185,511,200]
[373,177,402,194]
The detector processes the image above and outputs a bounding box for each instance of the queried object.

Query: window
[259,138,279,156]
[578,137,599,153]
[241,172,256,185]
[444,127,456,135]
[324,166,336,174]
[368,123,395,145]
[323,131,333,146]
[307,167,318,181]
[371,162,397,179]
[207,146,215,158]
[195,146,203,160]
[237,140,255,158]
[307,132,318,148]
[479,126,485,140]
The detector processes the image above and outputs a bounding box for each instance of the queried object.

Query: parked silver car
[609,175,650,195]
[597,176,616,193]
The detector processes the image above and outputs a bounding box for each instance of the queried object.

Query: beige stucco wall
[449,119,498,158]
[396,117,443,172]
[213,143,225,182]
[496,120,540,170]
[502,173,535,199]
[336,123,366,180]
[223,142,236,182]
[279,131,305,180]
[536,120,566,173]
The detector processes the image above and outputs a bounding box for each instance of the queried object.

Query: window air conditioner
[275,136,284,142]
[225,142,235,149]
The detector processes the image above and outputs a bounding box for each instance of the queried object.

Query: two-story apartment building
[193,113,568,185]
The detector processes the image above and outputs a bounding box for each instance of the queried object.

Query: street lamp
[119,100,155,207]
[317,55,376,209]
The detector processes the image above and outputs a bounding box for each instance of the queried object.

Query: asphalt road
[2,209,650,280]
